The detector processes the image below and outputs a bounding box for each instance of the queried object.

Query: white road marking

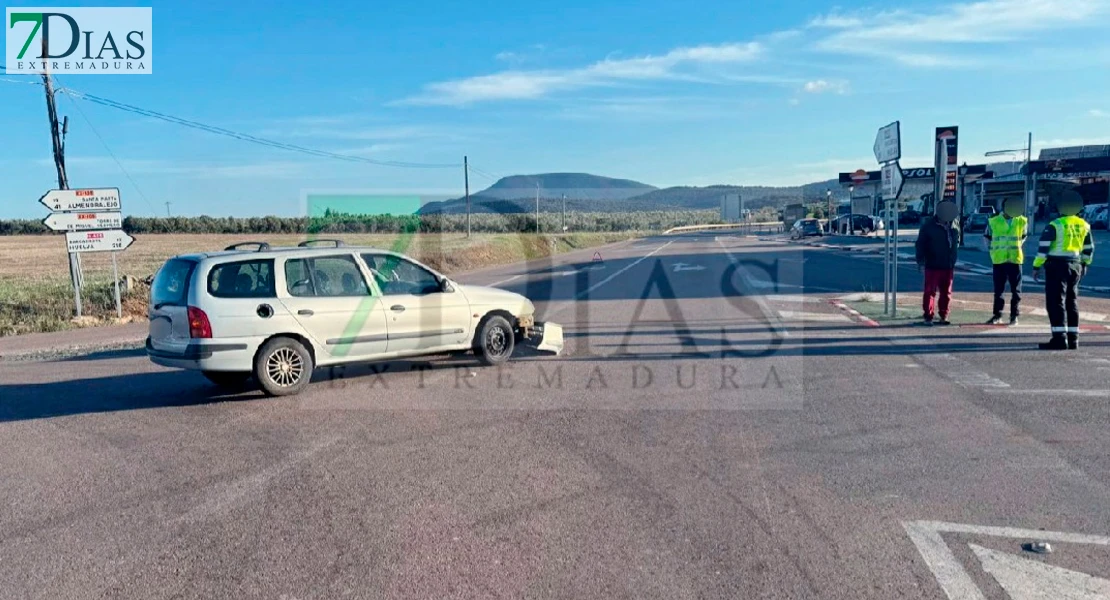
[775,310,850,322]
[903,520,1110,600]
[671,262,707,272]
[984,389,1110,398]
[716,238,791,338]
[545,240,675,319]
[969,543,1110,600]
[487,274,522,287]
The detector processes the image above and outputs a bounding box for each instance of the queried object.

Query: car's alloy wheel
[267,347,304,388]
[254,337,313,396]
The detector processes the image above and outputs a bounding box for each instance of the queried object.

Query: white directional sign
[65,230,135,253]
[43,212,124,232]
[874,121,901,163]
[903,520,1110,600]
[39,188,122,212]
[882,162,905,200]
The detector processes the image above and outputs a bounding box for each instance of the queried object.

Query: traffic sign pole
[111,252,122,319]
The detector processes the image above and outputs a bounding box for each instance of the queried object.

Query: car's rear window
[151,259,196,308]
[208,259,276,298]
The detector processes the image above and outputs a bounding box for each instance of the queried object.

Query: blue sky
[2,0,1109,218]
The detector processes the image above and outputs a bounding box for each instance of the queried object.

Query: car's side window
[361,254,441,296]
[209,259,276,298]
[285,255,369,297]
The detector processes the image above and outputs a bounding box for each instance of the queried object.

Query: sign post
[875,122,903,316]
[40,187,129,318]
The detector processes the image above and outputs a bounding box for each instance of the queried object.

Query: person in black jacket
[915,201,961,325]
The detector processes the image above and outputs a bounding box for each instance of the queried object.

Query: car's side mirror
[440,278,455,293]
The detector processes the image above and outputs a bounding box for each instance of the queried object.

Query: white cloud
[813,0,1110,67]
[1090,109,1109,118]
[494,51,519,63]
[402,42,764,105]
[807,14,864,29]
[803,79,849,94]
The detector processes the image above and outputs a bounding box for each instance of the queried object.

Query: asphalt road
[2,233,1109,599]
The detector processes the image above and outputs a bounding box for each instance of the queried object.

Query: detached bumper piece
[521,321,564,355]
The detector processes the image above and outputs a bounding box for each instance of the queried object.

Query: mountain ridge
[418,172,840,215]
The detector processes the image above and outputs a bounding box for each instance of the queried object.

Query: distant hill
[418,173,845,215]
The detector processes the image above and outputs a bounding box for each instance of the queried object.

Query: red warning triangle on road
[592,251,603,262]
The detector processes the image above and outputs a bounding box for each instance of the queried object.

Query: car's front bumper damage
[518,319,564,355]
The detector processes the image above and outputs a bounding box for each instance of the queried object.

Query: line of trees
[0,210,726,236]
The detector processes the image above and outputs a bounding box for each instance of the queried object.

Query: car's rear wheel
[202,371,251,389]
[254,337,314,396]
[475,315,515,366]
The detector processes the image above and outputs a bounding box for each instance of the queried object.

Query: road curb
[828,300,880,327]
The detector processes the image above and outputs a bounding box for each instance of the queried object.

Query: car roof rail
[224,241,272,252]
[298,239,346,248]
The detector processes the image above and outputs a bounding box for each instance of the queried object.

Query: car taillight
[187,306,212,339]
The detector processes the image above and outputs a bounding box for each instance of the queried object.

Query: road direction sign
[39,188,122,212]
[874,121,901,164]
[882,161,905,200]
[43,211,124,232]
[65,230,135,253]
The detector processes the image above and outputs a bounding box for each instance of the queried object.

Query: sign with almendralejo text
[6,7,151,74]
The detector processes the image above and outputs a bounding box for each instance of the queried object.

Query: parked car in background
[1082,203,1108,229]
[965,212,991,234]
[977,206,998,215]
[898,208,922,226]
[831,214,881,235]
[790,218,823,239]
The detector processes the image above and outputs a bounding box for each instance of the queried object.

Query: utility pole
[561,193,566,232]
[164,201,172,217]
[464,156,471,238]
[535,181,540,234]
[42,34,82,317]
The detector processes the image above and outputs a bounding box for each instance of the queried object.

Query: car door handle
[390,304,406,312]
[298,309,314,316]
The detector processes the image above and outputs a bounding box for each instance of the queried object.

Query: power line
[55,75,160,217]
[56,86,461,169]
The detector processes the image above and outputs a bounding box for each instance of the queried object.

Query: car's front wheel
[254,337,314,396]
[475,315,515,366]
[202,371,251,390]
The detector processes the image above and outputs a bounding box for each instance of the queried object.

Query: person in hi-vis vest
[1033,191,1095,350]
[983,197,1028,326]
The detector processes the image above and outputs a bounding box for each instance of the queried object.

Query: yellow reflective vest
[1033,216,1094,268]
[986,214,1027,265]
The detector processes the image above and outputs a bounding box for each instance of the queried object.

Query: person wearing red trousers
[914,201,961,326]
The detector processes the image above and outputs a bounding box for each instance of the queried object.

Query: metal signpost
[875,122,902,316]
[41,187,129,318]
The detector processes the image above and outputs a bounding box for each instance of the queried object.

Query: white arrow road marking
[903,521,1110,600]
[672,262,706,272]
[970,544,1110,600]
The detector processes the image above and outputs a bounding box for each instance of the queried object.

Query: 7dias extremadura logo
[6,7,151,74]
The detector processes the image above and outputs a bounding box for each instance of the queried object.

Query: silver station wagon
[146,240,562,396]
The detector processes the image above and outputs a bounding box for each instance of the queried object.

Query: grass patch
[844,297,1049,327]
[0,232,640,336]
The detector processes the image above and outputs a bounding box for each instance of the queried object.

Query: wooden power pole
[464,156,470,238]
[41,34,82,316]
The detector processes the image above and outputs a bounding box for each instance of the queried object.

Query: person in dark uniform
[1033,191,1095,350]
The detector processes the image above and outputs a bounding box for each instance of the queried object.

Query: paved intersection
[1,232,1108,599]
